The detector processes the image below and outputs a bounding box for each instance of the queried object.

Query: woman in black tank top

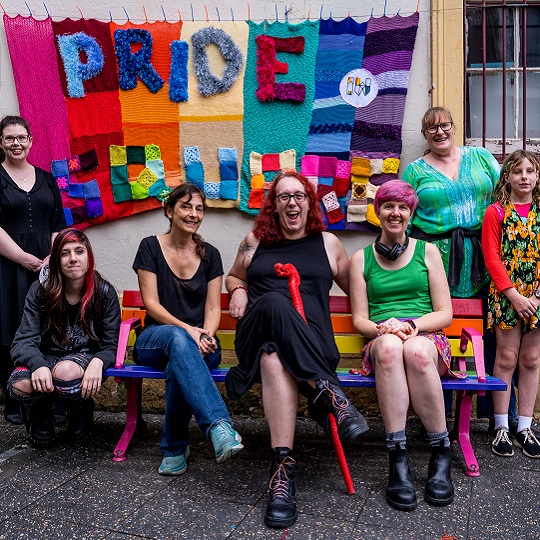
[226,171,368,529]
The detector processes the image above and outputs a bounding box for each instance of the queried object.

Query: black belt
[409,226,484,288]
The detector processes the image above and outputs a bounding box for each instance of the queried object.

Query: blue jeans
[135,325,231,457]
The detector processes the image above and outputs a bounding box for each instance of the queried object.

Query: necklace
[4,166,28,182]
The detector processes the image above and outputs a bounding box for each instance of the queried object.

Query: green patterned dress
[487,202,540,333]
[402,146,500,298]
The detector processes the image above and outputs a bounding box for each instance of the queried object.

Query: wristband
[229,285,248,297]
[405,319,417,330]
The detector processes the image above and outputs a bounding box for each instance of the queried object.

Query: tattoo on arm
[239,236,255,254]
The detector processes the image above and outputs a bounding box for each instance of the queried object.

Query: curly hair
[493,150,540,208]
[44,228,105,347]
[252,170,325,245]
[163,183,207,260]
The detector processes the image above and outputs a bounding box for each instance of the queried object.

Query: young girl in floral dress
[482,150,540,458]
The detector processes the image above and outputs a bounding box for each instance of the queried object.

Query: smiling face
[1,123,32,165]
[60,241,89,283]
[423,111,456,155]
[167,193,205,235]
[508,158,539,203]
[376,200,412,239]
[274,176,309,240]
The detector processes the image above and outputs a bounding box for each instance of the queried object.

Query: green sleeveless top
[364,240,434,322]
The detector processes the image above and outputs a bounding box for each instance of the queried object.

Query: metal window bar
[464,0,537,157]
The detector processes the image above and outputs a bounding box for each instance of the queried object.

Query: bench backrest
[120,291,483,358]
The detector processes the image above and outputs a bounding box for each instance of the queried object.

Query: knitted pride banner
[3,12,418,229]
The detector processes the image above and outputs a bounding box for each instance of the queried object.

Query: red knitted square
[326,207,345,224]
[333,177,350,197]
[248,188,265,209]
[317,184,333,200]
[262,153,281,172]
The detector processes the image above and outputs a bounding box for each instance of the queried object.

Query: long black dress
[0,166,66,362]
[226,233,340,400]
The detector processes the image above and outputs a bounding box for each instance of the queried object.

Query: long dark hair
[163,184,207,259]
[0,115,31,163]
[43,228,106,346]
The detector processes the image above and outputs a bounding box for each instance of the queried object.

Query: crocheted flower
[57,32,104,98]
[191,27,243,97]
[114,29,164,93]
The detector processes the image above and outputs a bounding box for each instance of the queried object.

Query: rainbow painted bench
[104,291,506,484]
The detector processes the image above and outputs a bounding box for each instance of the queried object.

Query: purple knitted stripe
[362,51,414,75]
[350,133,402,154]
[354,94,407,125]
[350,150,400,160]
[353,120,402,141]
[369,173,398,186]
[365,12,419,34]
[363,26,418,59]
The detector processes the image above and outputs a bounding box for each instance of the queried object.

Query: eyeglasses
[425,122,453,134]
[1,135,30,144]
[276,192,307,203]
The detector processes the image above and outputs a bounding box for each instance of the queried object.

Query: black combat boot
[265,447,297,528]
[66,398,95,444]
[26,396,55,449]
[314,379,368,445]
[386,443,417,511]
[425,441,454,506]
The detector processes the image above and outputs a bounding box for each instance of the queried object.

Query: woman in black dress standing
[0,115,66,422]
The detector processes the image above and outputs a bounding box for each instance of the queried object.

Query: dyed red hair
[252,170,325,245]
[44,228,105,346]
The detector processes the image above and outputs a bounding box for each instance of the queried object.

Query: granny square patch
[67,156,81,173]
[204,182,220,199]
[184,146,201,165]
[145,144,161,161]
[138,168,158,189]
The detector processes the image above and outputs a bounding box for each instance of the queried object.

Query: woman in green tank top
[350,180,456,513]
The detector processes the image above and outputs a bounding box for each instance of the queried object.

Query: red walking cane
[274,263,355,495]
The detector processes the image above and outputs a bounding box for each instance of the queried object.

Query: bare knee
[371,334,404,370]
[496,347,519,373]
[403,340,437,373]
[11,379,33,396]
[52,360,84,381]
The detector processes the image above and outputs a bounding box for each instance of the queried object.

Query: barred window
[465,1,540,156]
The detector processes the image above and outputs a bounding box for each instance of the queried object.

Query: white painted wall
[0,0,431,291]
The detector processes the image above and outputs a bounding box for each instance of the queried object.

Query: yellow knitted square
[382,158,400,174]
[145,144,161,161]
[351,157,371,177]
[351,183,368,200]
[110,145,127,166]
[137,168,158,189]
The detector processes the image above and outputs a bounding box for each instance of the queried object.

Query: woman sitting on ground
[133,184,243,476]
[9,228,120,447]
[350,180,460,511]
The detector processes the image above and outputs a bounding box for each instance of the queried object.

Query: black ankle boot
[386,443,417,511]
[66,398,95,444]
[425,441,454,506]
[314,379,368,445]
[4,393,24,425]
[27,397,55,449]
[265,447,297,528]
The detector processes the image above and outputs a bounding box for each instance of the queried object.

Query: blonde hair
[493,150,540,208]
[421,107,454,135]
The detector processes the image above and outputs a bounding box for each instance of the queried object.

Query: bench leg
[112,378,146,462]
[449,391,480,477]
[328,414,355,494]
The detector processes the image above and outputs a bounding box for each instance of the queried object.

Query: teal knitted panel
[239,20,320,215]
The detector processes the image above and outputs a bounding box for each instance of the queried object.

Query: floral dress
[487,202,540,333]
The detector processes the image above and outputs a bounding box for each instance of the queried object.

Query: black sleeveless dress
[225,233,340,400]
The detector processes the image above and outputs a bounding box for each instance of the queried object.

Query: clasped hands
[376,317,418,341]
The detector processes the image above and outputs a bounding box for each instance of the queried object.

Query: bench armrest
[115,318,142,369]
[459,327,486,383]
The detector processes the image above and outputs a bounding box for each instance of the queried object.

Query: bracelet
[229,285,248,297]
[405,319,417,330]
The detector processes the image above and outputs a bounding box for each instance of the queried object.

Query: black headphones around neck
[374,234,409,261]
